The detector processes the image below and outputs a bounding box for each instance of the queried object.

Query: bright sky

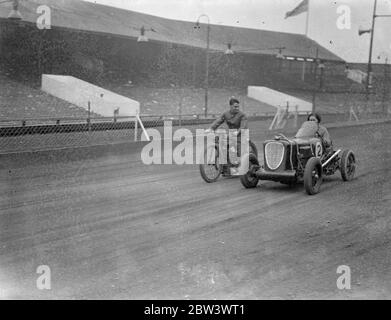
[84,0,391,63]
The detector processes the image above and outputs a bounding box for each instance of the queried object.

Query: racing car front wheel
[240,153,260,189]
[249,141,258,158]
[304,157,323,195]
[340,149,356,181]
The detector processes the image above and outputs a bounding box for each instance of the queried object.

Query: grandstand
[0,72,91,119]
[0,0,387,120]
[0,0,342,59]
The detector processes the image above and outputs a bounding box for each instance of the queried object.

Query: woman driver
[308,113,332,150]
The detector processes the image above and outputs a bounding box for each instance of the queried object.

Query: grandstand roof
[0,0,344,62]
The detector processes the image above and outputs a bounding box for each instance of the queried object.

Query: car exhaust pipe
[322,149,341,168]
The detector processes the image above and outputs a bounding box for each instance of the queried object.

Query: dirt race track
[0,121,390,299]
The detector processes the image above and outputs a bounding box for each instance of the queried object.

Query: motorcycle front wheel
[199,146,222,183]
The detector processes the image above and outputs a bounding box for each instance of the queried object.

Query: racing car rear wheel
[200,146,222,183]
[304,157,323,195]
[240,153,260,189]
[340,149,356,181]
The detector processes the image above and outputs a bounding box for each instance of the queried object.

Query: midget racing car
[238,121,356,195]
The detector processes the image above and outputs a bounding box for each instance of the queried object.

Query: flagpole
[301,0,310,82]
[305,0,310,36]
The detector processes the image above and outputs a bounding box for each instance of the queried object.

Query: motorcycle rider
[209,97,248,132]
[206,98,249,168]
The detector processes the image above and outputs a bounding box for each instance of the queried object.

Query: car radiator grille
[265,142,285,170]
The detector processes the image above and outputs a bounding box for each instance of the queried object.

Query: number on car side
[315,142,323,158]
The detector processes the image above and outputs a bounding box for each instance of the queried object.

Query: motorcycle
[199,129,258,183]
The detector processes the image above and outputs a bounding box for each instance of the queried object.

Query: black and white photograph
[0,0,390,302]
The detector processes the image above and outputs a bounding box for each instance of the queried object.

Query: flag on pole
[285,0,309,19]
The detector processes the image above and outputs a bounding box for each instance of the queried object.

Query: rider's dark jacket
[211,110,248,130]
